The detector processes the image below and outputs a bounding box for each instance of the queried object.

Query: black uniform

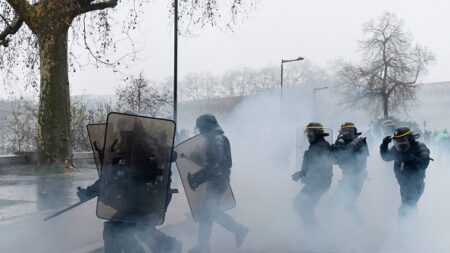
[380,133,430,217]
[331,136,369,223]
[189,114,247,253]
[293,134,333,232]
[78,153,180,253]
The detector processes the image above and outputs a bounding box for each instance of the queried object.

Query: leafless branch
[0,13,23,47]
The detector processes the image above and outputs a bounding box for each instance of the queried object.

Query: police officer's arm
[77,179,100,201]
[380,137,396,162]
[332,139,350,164]
[201,135,222,175]
[86,179,100,195]
[330,142,340,164]
[292,150,308,181]
[405,143,431,170]
[189,135,221,188]
[322,142,334,168]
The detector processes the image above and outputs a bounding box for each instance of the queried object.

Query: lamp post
[281,57,304,95]
[280,57,304,120]
[173,0,179,123]
[313,86,328,121]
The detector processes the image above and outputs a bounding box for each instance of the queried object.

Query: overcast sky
[9,0,450,97]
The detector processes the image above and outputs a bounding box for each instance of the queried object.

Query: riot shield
[87,124,106,175]
[96,112,176,225]
[175,134,236,221]
[296,127,333,167]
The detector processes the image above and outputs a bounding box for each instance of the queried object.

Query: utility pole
[280,57,304,120]
[173,0,178,123]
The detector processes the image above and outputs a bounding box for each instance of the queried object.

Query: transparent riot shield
[87,124,106,175]
[96,112,176,225]
[296,127,333,168]
[174,134,236,221]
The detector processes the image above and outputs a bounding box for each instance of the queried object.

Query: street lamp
[281,56,304,92]
[313,86,329,121]
[280,57,304,120]
[173,0,179,123]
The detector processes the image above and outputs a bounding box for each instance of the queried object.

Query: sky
[4,0,450,97]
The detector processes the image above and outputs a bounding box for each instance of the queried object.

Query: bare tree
[116,73,172,117]
[338,12,435,118]
[179,72,219,101]
[0,0,255,164]
[5,99,38,152]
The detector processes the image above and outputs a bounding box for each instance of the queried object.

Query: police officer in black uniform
[380,127,431,218]
[77,116,181,253]
[292,123,333,233]
[331,122,369,224]
[188,114,249,253]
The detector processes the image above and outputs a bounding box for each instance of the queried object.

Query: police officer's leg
[189,197,215,253]
[212,210,249,247]
[399,181,424,219]
[293,187,323,233]
[190,214,213,253]
[209,181,248,246]
[328,175,347,208]
[103,221,122,253]
[344,173,366,224]
[137,226,182,253]
[103,221,144,253]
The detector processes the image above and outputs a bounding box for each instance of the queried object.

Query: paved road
[0,168,361,253]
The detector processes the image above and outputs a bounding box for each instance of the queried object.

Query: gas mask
[305,129,316,143]
[340,127,356,140]
[394,136,410,152]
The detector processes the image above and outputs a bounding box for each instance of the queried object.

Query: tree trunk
[382,94,389,119]
[36,30,71,164]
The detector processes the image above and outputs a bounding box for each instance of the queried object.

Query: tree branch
[6,0,33,17]
[0,14,23,47]
[80,0,118,14]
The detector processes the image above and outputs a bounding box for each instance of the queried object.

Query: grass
[0,164,95,176]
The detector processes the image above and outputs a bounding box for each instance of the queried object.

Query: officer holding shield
[77,113,181,253]
[186,114,249,253]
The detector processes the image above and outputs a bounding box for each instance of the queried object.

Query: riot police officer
[187,114,249,253]
[380,127,431,218]
[292,123,333,233]
[331,122,369,224]
[77,113,181,253]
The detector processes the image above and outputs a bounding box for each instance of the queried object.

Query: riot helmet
[393,127,418,152]
[305,122,328,143]
[195,114,224,134]
[339,122,360,140]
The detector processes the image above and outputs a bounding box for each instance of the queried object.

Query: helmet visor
[340,127,356,140]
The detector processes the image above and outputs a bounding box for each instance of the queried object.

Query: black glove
[187,172,206,191]
[292,170,305,182]
[382,136,392,145]
[76,187,91,202]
